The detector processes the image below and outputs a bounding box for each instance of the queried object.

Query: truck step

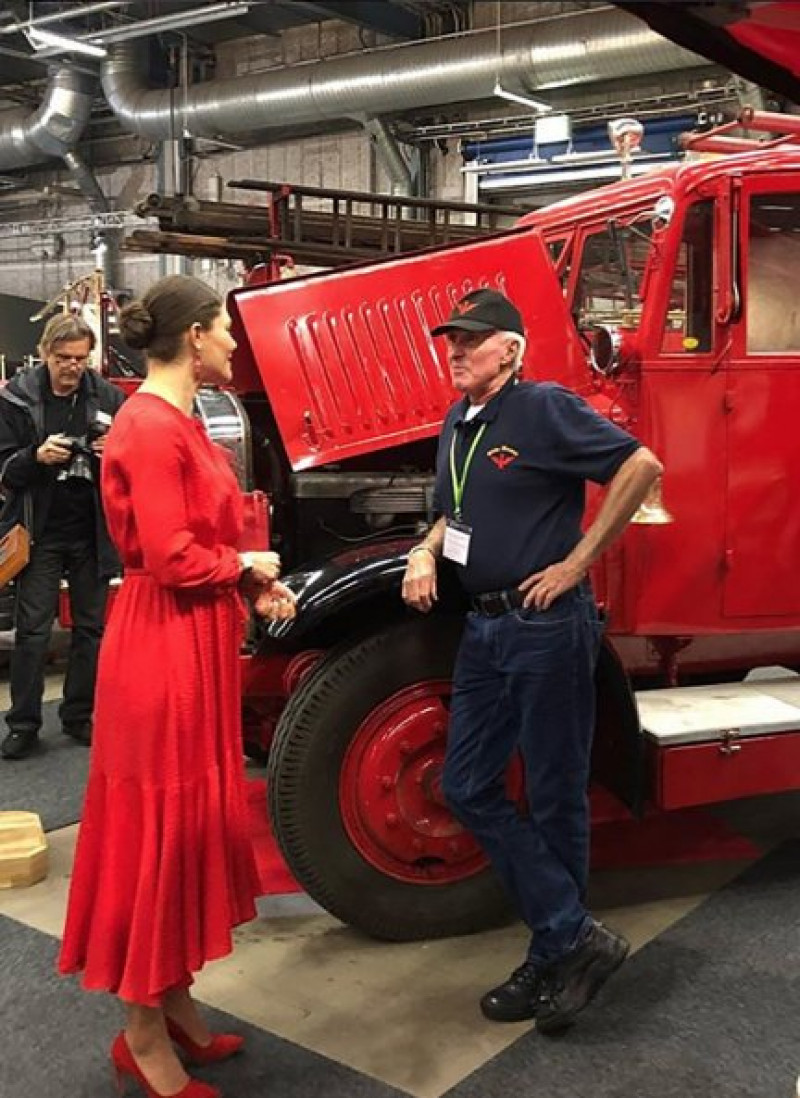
[636,672,800,745]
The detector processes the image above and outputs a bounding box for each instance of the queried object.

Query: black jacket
[0,365,126,578]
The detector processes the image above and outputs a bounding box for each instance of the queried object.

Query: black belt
[471,588,525,616]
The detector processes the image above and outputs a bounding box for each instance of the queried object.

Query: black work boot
[480,962,550,1022]
[536,921,629,1035]
[1,728,41,760]
[62,721,92,746]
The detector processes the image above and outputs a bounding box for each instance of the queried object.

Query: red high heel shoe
[111,1032,220,1098]
[166,1018,244,1065]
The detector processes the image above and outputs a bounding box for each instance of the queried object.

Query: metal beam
[235,6,296,37]
[288,1,423,39]
[0,43,35,60]
[0,210,143,237]
[0,174,27,191]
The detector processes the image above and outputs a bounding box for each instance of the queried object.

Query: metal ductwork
[363,117,414,196]
[62,149,107,211]
[62,147,120,286]
[0,65,118,285]
[102,8,708,142]
[0,66,96,170]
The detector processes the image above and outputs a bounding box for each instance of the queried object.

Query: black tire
[267,616,511,941]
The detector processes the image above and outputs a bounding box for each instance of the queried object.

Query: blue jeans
[442,585,603,965]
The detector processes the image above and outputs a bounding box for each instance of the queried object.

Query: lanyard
[449,422,486,519]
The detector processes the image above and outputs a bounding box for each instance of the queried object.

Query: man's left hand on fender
[402,549,438,614]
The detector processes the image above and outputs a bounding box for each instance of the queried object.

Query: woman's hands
[253,580,297,622]
[240,550,282,585]
[239,552,297,622]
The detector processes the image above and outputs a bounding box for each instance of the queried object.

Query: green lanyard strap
[449,423,487,519]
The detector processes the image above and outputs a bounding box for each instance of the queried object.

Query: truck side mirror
[590,324,639,376]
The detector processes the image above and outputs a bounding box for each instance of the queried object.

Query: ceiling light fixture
[27,26,107,58]
[493,81,552,115]
[85,1,252,44]
[30,1,252,57]
[1,2,126,38]
[478,159,672,192]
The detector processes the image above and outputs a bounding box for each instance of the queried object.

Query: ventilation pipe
[0,65,95,169]
[0,64,121,287]
[61,149,120,287]
[362,117,414,196]
[101,8,707,142]
[0,65,119,285]
[61,148,107,210]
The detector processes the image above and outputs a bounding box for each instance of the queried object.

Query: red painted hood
[617,2,800,101]
[228,228,586,471]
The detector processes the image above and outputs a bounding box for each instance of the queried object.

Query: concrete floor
[1,671,799,1097]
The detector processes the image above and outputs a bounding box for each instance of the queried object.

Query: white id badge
[443,519,472,566]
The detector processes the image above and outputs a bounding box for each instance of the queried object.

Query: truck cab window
[661,199,714,354]
[548,239,566,264]
[574,221,652,329]
[545,236,573,293]
[747,193,800,353]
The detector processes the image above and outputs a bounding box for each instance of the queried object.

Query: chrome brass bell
[630,475,673,525]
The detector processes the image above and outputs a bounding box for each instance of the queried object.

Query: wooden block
[0,811,49,889]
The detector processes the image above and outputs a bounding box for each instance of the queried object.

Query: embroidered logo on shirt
[487,445,519,470]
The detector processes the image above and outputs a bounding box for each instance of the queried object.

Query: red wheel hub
[340,682,522,885]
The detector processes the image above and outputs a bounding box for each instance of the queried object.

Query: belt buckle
[474,590,518,616]
[473,593,491,615]
[485,592,507,616]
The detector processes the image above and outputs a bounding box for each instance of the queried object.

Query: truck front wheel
[267,617,512,941]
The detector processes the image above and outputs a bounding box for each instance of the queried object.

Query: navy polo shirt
[432,377,640,595]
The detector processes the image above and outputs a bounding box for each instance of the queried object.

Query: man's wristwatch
[408,545,436,560]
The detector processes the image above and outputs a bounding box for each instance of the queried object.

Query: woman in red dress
[59,275,295,1098]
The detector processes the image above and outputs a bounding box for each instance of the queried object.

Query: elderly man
[0,314,125,760]
[402,288,662,1032]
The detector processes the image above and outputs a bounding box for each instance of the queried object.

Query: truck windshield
[573,219,653,329]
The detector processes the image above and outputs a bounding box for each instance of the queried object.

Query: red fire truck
[171,111,800,942]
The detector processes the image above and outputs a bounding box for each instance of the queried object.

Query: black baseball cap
[430,288,525,337]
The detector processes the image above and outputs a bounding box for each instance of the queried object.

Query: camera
[57,437,93,483]
[57,416,111,483]
[62,435,93,456]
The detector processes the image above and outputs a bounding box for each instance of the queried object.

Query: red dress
[59,392,261,1006]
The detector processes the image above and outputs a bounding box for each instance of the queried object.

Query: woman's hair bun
[119,300,155,350]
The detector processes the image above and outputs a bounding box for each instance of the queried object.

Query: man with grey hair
[403,287,661,1033]
[0,314,125,759]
